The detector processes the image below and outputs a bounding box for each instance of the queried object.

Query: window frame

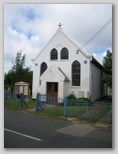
[60,47,69,60]
[40,62,47,76]
[50,48,58,60]
[72,60,81,86]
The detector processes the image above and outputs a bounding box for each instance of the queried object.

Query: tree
[102,50,112,88]
[4,51,32,92]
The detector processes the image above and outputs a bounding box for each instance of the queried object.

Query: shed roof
[91,56,103,69]
[15,81,29,86]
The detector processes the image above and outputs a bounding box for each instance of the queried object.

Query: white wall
[90,63,102,102]
[32,29,92,99]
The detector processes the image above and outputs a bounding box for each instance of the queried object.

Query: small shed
[14,81,30,96]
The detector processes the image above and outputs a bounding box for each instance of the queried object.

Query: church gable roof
[33,27,92,61]
[40,65,70,82]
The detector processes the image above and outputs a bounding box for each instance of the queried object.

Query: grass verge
[4,97,36,110]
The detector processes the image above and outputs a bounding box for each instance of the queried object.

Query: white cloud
[103,51,107,57]
[8,28,19,37]
[92,53,97,57]
[4,4,112,73]
[93,53,104,64]
[92,49,112,65]
[30,35,39,42]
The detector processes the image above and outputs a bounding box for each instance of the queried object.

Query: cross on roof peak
[58,23,63,27]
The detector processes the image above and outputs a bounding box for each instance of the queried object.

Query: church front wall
[32,30,91,99]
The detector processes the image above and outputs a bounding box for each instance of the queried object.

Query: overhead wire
[81,18,112,48]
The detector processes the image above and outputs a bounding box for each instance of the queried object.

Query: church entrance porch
[46,82,58,104]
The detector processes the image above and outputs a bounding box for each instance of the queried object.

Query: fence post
[20,93,23,108]
[26,96,29,103]
[36,93,39,111]
[44,94,47,109]
[86,102,88,118]
[64,96,67,117]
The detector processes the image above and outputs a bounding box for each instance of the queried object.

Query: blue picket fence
[36,93,64,116]
[4,90,28,108]
[36,93,112,123]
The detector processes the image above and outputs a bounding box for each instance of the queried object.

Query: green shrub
[78,97,91,102]
[67,92,76,100]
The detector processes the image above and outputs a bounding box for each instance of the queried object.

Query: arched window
[72,61,81,86]
[61,47,69,59]
[50,48,58,60]
[40,62,47,76]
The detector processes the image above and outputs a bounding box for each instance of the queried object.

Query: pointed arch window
[50,48,58,60]
[61,47,69,59]
[40,62,47,76]
[72,61,81,86]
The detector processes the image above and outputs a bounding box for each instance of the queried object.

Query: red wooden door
[46,82,58,104]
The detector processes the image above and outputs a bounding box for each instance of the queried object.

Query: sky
[4,4,112,73]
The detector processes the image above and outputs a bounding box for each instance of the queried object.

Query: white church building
[32,26,107,102]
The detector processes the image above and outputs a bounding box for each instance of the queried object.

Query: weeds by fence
[4,91,112,123]
[4,90,21,109]
[36,93,64,116]
[36,93,112,123]
[4,90,29,109]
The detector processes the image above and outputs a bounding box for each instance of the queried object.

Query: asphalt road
[4,109,112,148]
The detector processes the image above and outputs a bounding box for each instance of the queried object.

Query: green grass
[26,98,36,108]
[4,98,112,123]
[4,97,36,110]
[31,110,65,120]
[87,105,112,122]
[67,106,90,117]
[43,104,112,123]
[43,105,90,117]
[4,98,22,110]
[45,108,64,116]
